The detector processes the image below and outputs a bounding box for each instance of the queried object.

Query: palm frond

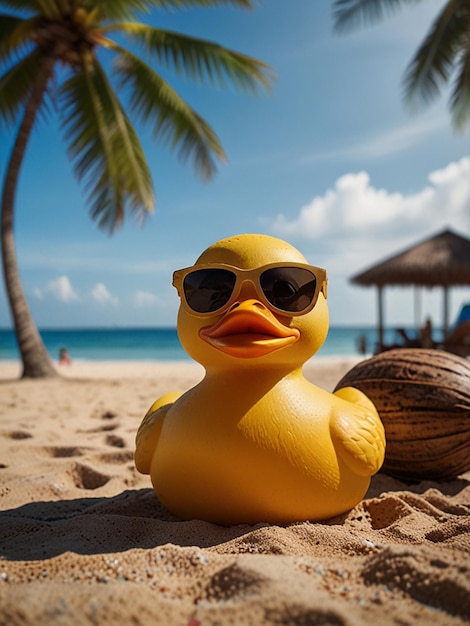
[450,41,470,130]
[333,0,417,33]
[141,0,253,8]
[31,0,64,19]
[109,23,273,92]
[80,0,153,21]
[0,14,36,66]
[111,43,227,180]
[0,0,145,20]
[0,48,44,127]
[60,58,154,232]
[402,1,467,106]
[70,0,253,21]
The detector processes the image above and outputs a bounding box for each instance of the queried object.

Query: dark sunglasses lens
[183,269,236,313]
[260,267,317,313]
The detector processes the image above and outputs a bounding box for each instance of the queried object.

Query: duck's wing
[330,387,385,477]
[134,391,183,474]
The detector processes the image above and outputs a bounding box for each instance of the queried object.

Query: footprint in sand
[71,463,111,490]
[205,561,266,601]
[105,434,126,448]
[363,496,412,530]
[2,430,33,440]
[98,450,134,463]
[81,423,119,434]
[43,446,87,458]
[101,410,117,420]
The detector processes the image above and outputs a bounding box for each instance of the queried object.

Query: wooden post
[377,286,384,352]
[414,286,422,331]
[443,286,449,340]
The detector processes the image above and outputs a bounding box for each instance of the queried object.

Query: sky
[1,0,469,331]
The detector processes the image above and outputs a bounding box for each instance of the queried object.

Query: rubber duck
[135,234,385,524]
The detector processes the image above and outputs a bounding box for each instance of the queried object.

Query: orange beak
[199,300,300,358]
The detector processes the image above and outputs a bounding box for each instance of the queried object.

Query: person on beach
[420,317,434,349]
[58,348,72,366]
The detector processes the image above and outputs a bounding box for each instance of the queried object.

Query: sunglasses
[173,262,327,317]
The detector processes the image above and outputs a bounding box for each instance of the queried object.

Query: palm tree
[333,0,470,131]
[0,0,273,378]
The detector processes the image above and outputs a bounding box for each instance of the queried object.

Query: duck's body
[135,234,385,524]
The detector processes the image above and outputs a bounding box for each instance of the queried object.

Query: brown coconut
[334,348,470,481]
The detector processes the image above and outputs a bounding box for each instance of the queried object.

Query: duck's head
[173,234,329,371]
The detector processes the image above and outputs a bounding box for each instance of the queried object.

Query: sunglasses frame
[172,262,328,318]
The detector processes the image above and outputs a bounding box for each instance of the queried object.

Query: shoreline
[0,355,367,391]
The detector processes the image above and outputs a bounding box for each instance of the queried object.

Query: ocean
[0,326,406,362]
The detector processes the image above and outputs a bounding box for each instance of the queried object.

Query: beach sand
[0,357,469,625]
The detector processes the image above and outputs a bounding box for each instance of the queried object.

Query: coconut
[334,348,470,481]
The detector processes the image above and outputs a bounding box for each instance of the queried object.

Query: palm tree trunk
[1,57,58,378]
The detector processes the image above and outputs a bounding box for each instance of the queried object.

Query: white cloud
[272,157,470,248]
[133,290,158,307]
[91,283,118,306]
[45,276,79,302]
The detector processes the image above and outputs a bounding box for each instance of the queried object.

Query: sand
[0,357,469,626]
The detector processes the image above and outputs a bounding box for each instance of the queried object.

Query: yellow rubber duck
[135,234,385,524]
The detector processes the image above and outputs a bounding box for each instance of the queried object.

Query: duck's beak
[199,300,300,358]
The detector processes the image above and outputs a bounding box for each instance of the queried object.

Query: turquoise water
[0,326,406,361]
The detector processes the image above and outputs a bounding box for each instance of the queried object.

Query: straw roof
[352,228,470,288]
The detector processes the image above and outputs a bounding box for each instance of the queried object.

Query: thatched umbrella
[351,228,470,350]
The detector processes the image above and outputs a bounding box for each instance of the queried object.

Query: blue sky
[1,0,469,330]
